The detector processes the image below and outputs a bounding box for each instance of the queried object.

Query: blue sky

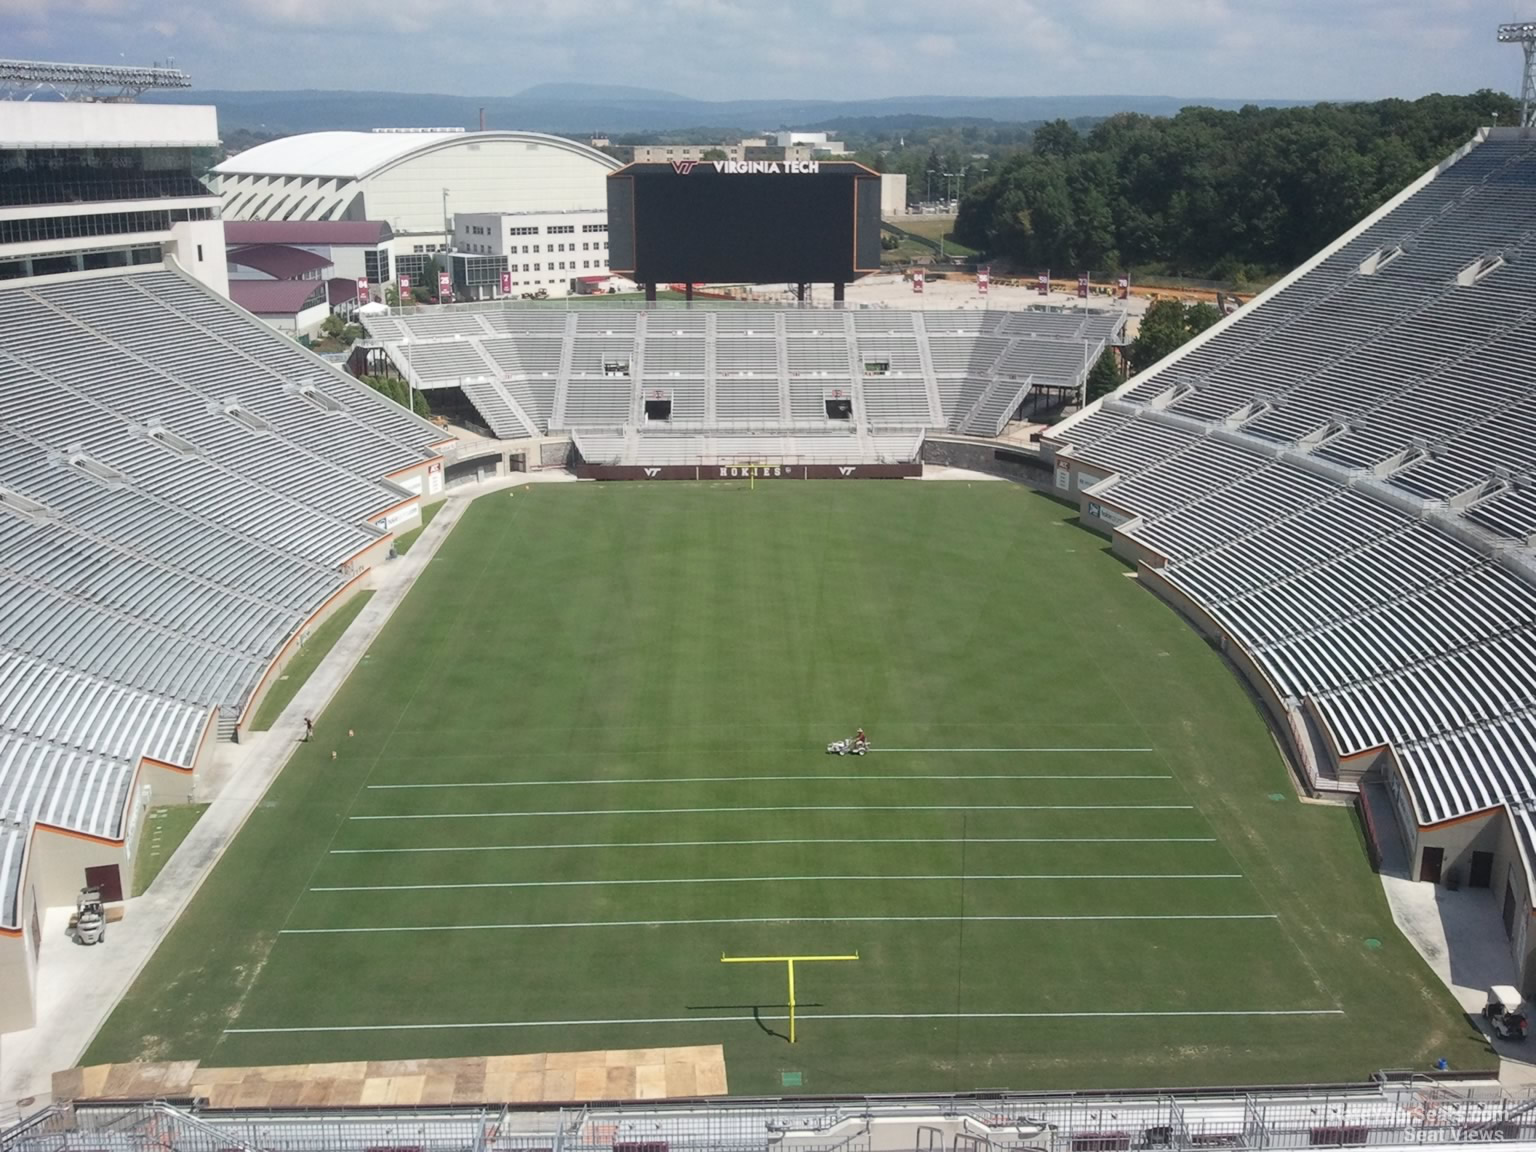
[0,0,1519,100]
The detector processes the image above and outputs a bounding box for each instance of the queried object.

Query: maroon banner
[1117,275,1129,301]
[398,274,411,298]
[1077,274,1089,299]
[500,269,512,295]
[574,463,922,481]
[355,276,368,303]
[438,270,452,302]
[1037,272,1049,296]
[912,269,925,294]
[977,266,989,296]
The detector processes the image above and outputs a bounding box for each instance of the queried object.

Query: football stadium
[7,41,1536,1152]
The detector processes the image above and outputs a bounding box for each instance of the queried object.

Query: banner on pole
[1037,272,1049,296]
[977,266,990,296]
[438,270,452,302]
[912,269,925,294]
[355,276,368,303]
[500,269,512,295]
[398,274,411,298]
[1117,276,1130,301]
[1077,274,1090,299]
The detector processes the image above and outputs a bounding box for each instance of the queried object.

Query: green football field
[88,480,1480,1094]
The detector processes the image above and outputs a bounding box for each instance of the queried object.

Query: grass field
[88,482,1479,1093]
[249,591,375,731]
[392,501,443,555]
[131,806,210,896]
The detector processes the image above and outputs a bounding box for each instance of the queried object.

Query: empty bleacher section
[361,304,1124,456]
[0,266,443,988]
[1044,128,1536,957]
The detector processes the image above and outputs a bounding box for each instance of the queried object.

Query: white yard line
[310,874,1244,892]
[225,1007,1340,1035]
[368,773,1171,789]
[875,748,1156,753]
[351,805,1195,821]
[331,837,1220,854]
[281,913,1276,934]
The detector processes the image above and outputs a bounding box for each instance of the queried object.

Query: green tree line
[953,92,1518,281]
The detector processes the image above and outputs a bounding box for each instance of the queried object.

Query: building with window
[0,99,228,294]
[629,133,848,165]
[224,219,394,289]
[211,130,619,264]
[450,209,615,299]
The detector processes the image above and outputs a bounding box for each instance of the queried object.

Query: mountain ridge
[148,86,1313,135]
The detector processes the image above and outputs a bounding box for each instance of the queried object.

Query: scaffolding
[0,59,191,102]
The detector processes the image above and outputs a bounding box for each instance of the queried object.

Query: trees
[953,92,1519,279]
[700,147,728,161]
[360,374,431,417]
[1085,348,1125,401]
[1127,299,1223,374]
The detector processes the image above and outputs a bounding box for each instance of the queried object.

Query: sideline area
[0,471,576,1119]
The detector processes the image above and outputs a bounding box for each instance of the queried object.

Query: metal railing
[12,1086,1536,1152]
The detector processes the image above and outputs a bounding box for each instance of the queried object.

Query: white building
[451,209,612,299]
[766,130,848,155]
[211,129,620,287]
[0,99,228,295]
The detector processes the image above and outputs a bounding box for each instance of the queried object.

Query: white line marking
[281,914,1276,934]
[368,773,1170,790]
[876,748,1156,753]
[331,837,1221,854]
[351,805,1195,821]
[226,1008,1340,1035]
[310,874,1243,892]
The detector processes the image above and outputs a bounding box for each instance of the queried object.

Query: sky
[0,0,1522,101]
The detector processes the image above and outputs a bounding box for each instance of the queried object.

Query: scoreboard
[607,160,883,285]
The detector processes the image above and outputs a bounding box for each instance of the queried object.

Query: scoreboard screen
[607,161,883,285]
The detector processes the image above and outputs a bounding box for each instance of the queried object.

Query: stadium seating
[362,304,1125,451]
[1045,128,1536,872]
[0,266,443,933]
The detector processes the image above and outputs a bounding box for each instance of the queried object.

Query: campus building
[0,82,228,296]
[450,209,613,299]
[211,129,620,278]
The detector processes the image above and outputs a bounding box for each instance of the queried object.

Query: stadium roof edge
[213,129,621,181]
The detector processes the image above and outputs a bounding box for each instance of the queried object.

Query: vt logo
[838,466,856,476]
[670,160,699,175]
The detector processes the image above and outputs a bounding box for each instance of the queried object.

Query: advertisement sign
[977,267,990,296]
[913,269,925,294]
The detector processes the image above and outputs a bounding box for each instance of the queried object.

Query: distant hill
[147,87,1312,136]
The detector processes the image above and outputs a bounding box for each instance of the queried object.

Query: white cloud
[0,0,1515,101]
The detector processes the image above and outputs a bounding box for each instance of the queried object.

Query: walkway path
[0,472,574,1119]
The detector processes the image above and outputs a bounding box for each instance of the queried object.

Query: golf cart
[74,886,105,946]
[826,735,869,756]
[1484,985,1527,1042]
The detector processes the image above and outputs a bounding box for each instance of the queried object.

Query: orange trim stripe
[33,822,123,848]
[142,756,194,776]
[237,570,368,726]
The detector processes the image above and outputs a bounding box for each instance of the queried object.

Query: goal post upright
[720,952,859,1044]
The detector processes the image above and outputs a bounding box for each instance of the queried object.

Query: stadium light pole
[400,338,414,417]
[1499,22,1536,128]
